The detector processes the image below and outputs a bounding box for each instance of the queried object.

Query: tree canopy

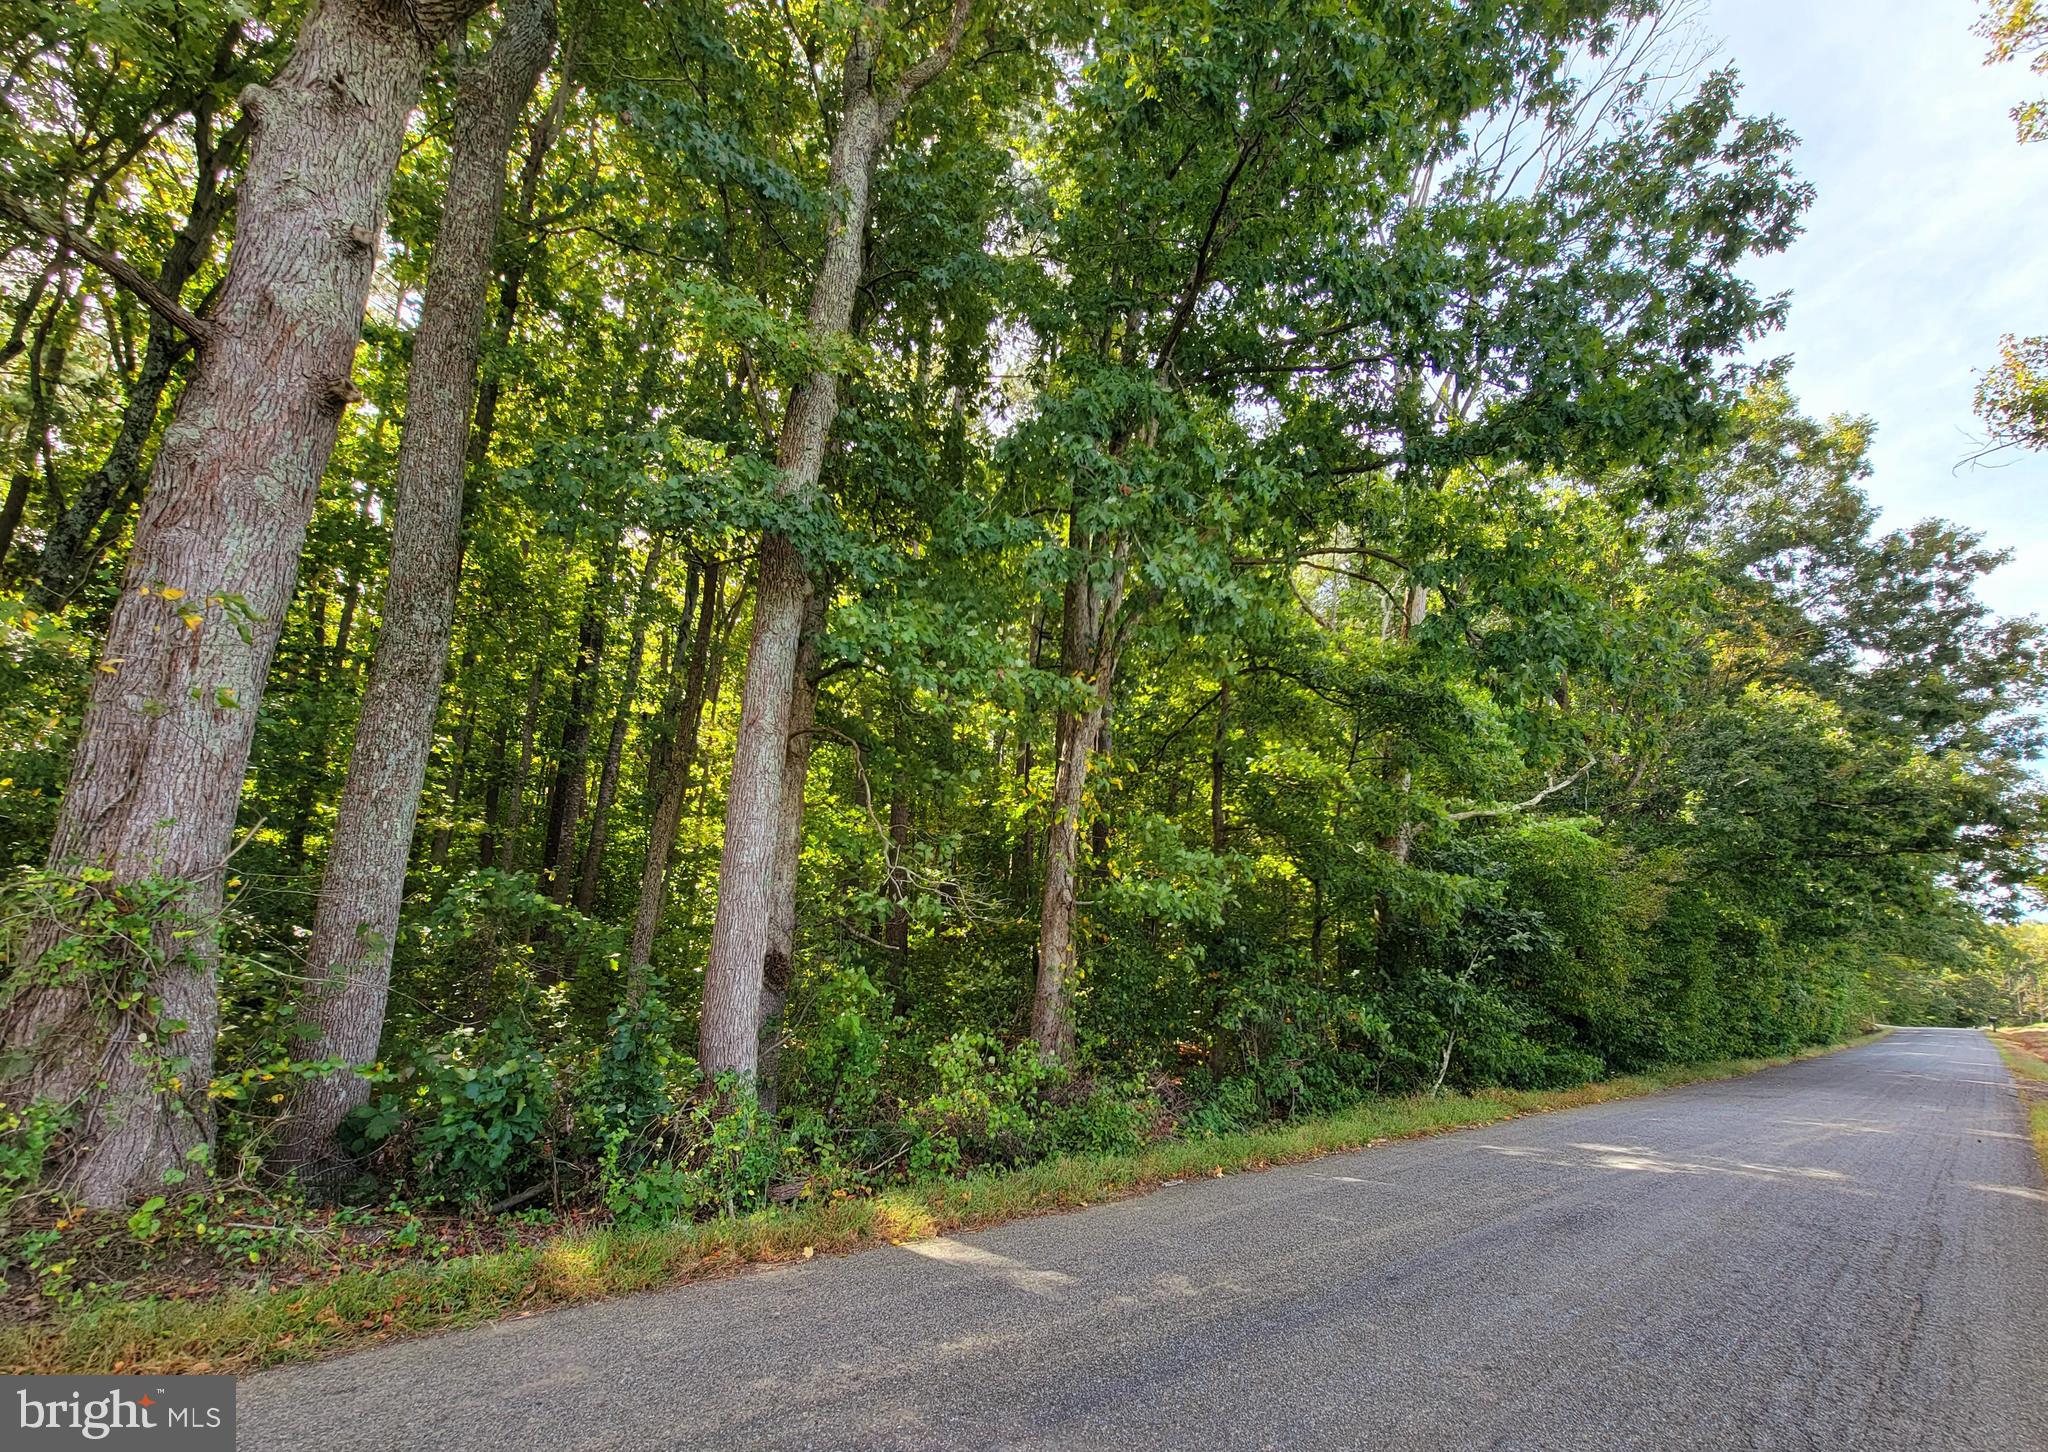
[0,0,2040,1227]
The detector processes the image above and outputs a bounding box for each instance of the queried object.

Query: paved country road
[239,1028,2048,1451]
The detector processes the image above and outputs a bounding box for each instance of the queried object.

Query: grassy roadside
[1988,1026,2048,1183]
[0,1033,1882,1377]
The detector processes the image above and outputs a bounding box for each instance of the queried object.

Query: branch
[884,0,973,114]
[1447,758,1595,822]
[0,193,215,345]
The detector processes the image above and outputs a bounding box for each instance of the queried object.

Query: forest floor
[0,1035,1886,1377]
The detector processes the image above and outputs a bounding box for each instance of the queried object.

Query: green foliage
[0,1098,65,1226]
[0,0,2037,1246]
[349,1018,559,1205]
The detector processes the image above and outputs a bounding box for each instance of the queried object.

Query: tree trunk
[478,715,508,869]
[1211,681,1229,851]
[576,535,663,911]
[428,640,479,867]
[496,662,545,871]
[1030,536,1128,1063]
[756,596,824,1115]
[0,0,489,1208]
[0,287,69,570]
[884,789,912,964]
[628,561,719,974]
[1378,580,1429,866]
[697,60,893,1080]
[278,0,556,1180]
[694,0,971,1074]
[540,576,607,901]
[467,32,578,474]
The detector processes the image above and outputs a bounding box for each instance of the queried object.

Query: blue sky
[1710,0,2046,619]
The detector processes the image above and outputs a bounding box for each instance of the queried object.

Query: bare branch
[0,193,214,345]
[886,0,974,111]
[1447,758,1595,822]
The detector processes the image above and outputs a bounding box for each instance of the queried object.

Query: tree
[0,0,494,1206]
[697,0,973,1081]
[279,0,559,1180]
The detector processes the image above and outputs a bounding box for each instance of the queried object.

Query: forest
[0,0,2044,1257]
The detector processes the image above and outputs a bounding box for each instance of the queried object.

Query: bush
[601,1078,790,1227]
[904,1032,1068,1175]
[346,1016,558,1204]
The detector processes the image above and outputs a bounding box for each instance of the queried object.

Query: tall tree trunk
[699,1,971,1077]
[428,639,479,867]
[576,535,663,911]
[0,285,70,570]
[627,561,719,974]
[1377,580,1429,866]
[0,0,490,1207]
[468,26,580,471]
[278,0,556,1179]
[756,596,824,1115]
[478,715,508,869]
[884,789,912,963]
[497,662,545,871]
[540,575,607,902]
[1030,535,1128,1063]
[1210,681,1229,851]
[31,56,252,611]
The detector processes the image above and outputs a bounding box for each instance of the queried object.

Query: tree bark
[1377,580,1429,866]
[628,560,720,974]
[756,595,824,1115]
[698,2,970,1079]
[278,0,556,1180]
[1030,536,1128,1063]
[575,535,663,911]
[0,0,491,1207]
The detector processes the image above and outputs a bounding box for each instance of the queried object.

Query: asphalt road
[239,1027,2048,1451]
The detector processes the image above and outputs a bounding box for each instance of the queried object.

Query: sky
[1708,0,2046,619]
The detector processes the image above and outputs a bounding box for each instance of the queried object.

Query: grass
[0,1033,1881,1377]
[1988,1028,2048,1183]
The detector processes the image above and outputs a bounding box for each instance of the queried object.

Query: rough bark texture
[576,537,663,911]
[0,0,489,1207]
[1030,537,1128,1063]
[627,562,720,973]
[698,1,970,1078]
[755,599,824,1115]
[696,42,892,1078]
[278,0,556,1179]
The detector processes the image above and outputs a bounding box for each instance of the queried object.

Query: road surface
[240,1027,2048,1450]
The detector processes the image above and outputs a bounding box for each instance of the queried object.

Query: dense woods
[0,0,2042,1237]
